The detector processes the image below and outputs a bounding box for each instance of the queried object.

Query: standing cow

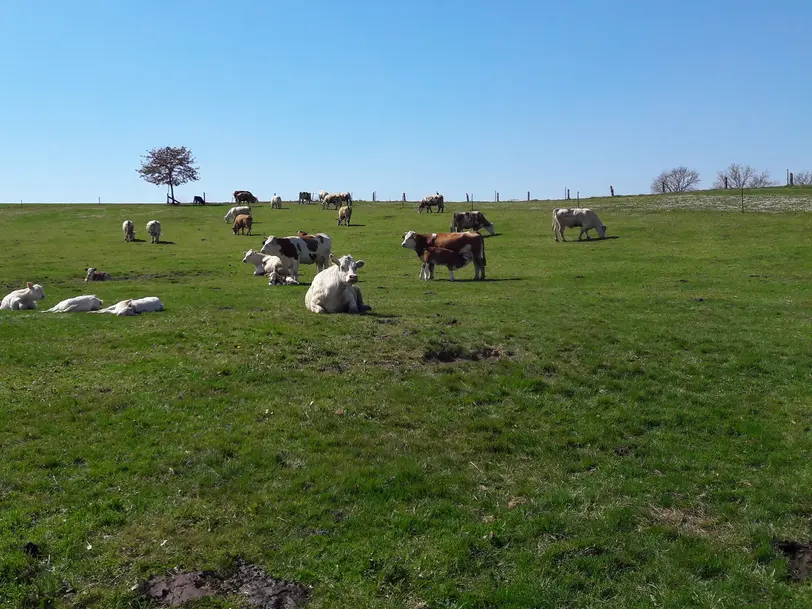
[122,220,135,242]
[337,205,352,226]
[234,190,259,204]
[450,211,495,235]
[232,214,253,235]
[401,230,486,280]
[193,195,205,205]
[298,191,312,204]
[419,193,444,213]
[270,195,282,209]
[146,220,162,244]
[224,206,252,223]
[260,232,332,283]
[552,208,607,241]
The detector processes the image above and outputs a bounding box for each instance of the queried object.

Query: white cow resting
[0,282,45,310]
[241,249,298,284]
[94,297,165,316]
[45,295,103,313]
[224,206,252,223]
[552,207,607,241]
[304,254,371,314]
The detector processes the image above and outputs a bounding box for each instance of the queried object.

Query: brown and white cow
[401,230,486,280]
[232,214,253,235]
[419,193,444,214]
[259,232,332,282]
[418,246,474,282]
[322,193,343,210]
[234,190,259,204]
[552,208,607,241]
[450,211,495,235]
[85,268,111,282]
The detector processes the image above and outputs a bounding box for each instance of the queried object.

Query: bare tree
[793,171,812,186]
[712,163,775,189]
[137,146,200,204]
[650,166,701,194]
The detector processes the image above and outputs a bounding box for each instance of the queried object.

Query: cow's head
[26,282,45,300]
[242,249,258,263]
[330,254,364,284]
[401,231,418,250]
[259,236,278,255]
[114,299,137,316]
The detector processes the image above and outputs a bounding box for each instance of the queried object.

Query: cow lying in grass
[242,250,299,284]
[260,232,332,283]
[305,254,371,314]
[85,268,111,282]
[94,297,165,316]
[46,295,103,313]
[0,282,45,310]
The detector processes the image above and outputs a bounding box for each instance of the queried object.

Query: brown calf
[419,246,473,281]
[232,214,253,235]
[401,231,486,280]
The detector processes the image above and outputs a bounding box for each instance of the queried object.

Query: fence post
[741,186,744,212]
[724,176,728,189]
[610,185,614,197]
[527,190,530,201]
[789,172,794,187]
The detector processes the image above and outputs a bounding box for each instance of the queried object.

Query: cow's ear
[355,260,365,269]
[26,282,33,289]
[330,254,340,266]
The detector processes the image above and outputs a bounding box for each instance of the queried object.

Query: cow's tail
[480,236,487,267]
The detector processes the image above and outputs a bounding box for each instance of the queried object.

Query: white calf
[46,295,103,313]
[0,282,45,310]
[95,297,165,316]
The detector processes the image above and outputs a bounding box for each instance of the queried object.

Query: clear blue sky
[1,1,809,203]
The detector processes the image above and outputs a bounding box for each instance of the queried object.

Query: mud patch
[141,557,309,607]
[423,341,509,363]
[774,540,812,581]
[614,445,633,457]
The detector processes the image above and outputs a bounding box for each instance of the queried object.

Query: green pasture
[1,195,811,608]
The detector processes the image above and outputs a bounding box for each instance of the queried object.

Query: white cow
[146,220,161,244]
[241,249,299,284]
[95,297,165,316]
[122,220,135,242]
[318,190,328,203]
[304,254,370,314]
[270,195,282,209]
[224,206,252,223]
[259,232,332,282]
[0,282,45,310]
[552,208,607,241]
[337,205,352,226]
[45,295,103,313]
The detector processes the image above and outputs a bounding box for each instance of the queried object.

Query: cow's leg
[448,266,456,281]
[429,262,436,280]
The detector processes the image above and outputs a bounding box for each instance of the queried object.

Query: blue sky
[1,1,809,203]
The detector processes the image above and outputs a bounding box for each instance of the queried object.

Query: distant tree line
[650,163,788,194]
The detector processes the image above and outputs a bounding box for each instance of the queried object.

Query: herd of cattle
[1,201,608,316]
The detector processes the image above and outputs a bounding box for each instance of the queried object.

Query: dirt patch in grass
[774,540,812,581]
[648,506,722,538]
[422,340,508,363]
[140,557,309,607]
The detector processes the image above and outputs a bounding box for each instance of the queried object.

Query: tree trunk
[169,182,175,204]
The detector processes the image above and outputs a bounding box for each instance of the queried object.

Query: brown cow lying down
[85,268,111,281]
[401,230,486,280]
[419,246,474,281]
[233,214,253,235]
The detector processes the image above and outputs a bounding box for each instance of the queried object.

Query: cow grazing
[259,232,332,283]
[232,214,253,235]
[318,190,328,203]
[193,195,206,205]
[146,220,162,244]
[270,195,282,209]
[552,208,607,241]
[337,205,352,226]
[45,295,103,313]
[234,190,258,204]
[419,193,444,214]
[401,230,487,280]
[85,268,111,282]
[95,297,165,316]
[122,220,135,242]
[304,254,371,314]
[340,192,353,206]
[450,211,495,235]
[0,282,45,310]
[418,246,474,282]
[322,193,342,210]
[224,206,252,223]
[298,191,312,204]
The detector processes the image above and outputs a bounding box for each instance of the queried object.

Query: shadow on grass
[429,277,524,283]
[156,241,176,245]
[130,238,147,243]
[566,236,620,243]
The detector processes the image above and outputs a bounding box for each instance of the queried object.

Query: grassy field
[1,195,811,608]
